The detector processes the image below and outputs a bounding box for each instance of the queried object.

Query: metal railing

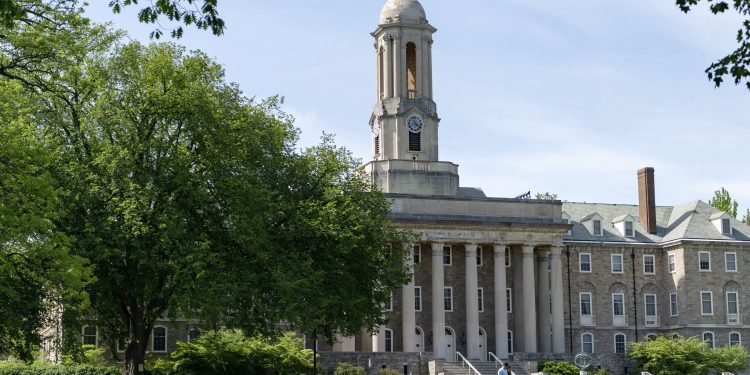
[487,352,504,368]
[454,351,481,375]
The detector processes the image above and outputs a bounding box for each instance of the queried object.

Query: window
[406,42,417,97]
[506,288,513,313]
[385,292,392,311]
[82,326,97,346]
[579,253,591,272]
[374,134,380,155]
[727,291,740,324]
[413,245,421,264]
[580,293,593,325]
[152,326,167,353]
[703,332,715,349]
[593,220,602,236]
[670,293,678,316]
[722,218,731,235]
[699,251,711,271]
[581,333,594,353]
[414,286,422,311]
[564,218,572,235]
[611,254,623,273]
[477,288,484,312]
[444,287,453,311]
[643,255,655,274]
[644,294,658,326]
[612,293,626,326]
[668,253,676,273]
[505,247,511,267]
[507,331,514,353]
[646,334,657,341]
[443,245,452,265]
[614,334,626,354]
[188,328,201,342]
[384,329,393,352]
[701,291,713,316]
[730,332,741,346]
[408,131,421,151]
[476,246,483,266]
[725,252,737,272]
[624,221,634,237]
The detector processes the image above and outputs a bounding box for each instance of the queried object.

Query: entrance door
[444,327,456,361]
[478,328,487,361]
[415,327,424,352]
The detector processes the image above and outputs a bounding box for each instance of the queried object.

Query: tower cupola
[379,0,427,25]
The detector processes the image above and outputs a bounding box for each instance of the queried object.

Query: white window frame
[385,291,393,311]
[443,245,452,265]
[152,326,167,353]
[701,291,714,316]
[611,254,623,273]
[477,287,484,312]
[644,294,658,326]
[729,332,741,346]
[703,331,715,349]
[581,333,594,354]
[384,328,393,352]
[187,328,201,343]
[722,218,732,235]
[593,219,602,236]
[668,253,676,273]
[580,292,594,326]
[506,288,513,313]
[670,293,678,317]
[614,333,626,354]
[612,293,626,326]
[725,252,737,272]
[643,254,655,274]
[82,325,98,347]
[444,287,453,312]
[476,246,483,267]
[624,221,634,237]
[727,291,740,324]
[413,244,421,264]
[698,251,711,272]
[579,253,592,273]
[414,286,422,312]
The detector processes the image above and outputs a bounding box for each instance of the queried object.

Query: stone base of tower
[364,159,459,196]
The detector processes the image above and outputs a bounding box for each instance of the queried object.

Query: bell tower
[366,0,459,196]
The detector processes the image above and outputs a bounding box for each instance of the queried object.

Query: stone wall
[319,352,432,375]
[509,352,635,375]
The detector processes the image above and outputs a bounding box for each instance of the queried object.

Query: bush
[0,363,121,375]
[539,360,579,375]
[629,335,750,375]
[590,369,612,375]
[334,363,365,375]
[378,369,400,375]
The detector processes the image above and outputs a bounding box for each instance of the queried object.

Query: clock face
[407,114,424,133]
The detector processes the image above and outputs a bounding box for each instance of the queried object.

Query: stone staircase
[439,360,529,375]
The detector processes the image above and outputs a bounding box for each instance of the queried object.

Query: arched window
[82,326,97,346]
[581,333,594,353]
[703,332,715,349]
[730,332,741,346]
[406,42,417,98]
[152,326,167,353]
[614,333,626,354]
[384,329,393,352]
[646,334,658,341]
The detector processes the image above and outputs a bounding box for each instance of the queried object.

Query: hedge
[0,364,121,375]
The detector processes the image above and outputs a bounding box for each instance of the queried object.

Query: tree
[743,209,750,224]
[675,0,750,90]
[0,0,224,38]
[0,79,91,361]
[708,187,739,218]
[535,192,559,200]
[629,335,750,375]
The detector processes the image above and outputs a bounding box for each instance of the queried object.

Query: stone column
[536,250,551,353]
[465,244,480,359]
[402,243,416,352]
[522,245,538,352]
[384,36,392,98]
[550,246,566,353]
[493,244,509,358]
[372,325,386,352]
[392,35,401,98]
[334,335,356,352]
[431,242,446,359]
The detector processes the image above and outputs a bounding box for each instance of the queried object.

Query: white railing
[727,313,742,325]
[487,351,504,368]
[644,315,659,327]
[580,314,595,326]
[454,351,481,375]
[613,315,628,327]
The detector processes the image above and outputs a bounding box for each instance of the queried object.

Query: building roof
[379,0,427,25]
[562,200,750,244]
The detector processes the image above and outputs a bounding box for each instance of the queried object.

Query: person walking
[497,362,509,375]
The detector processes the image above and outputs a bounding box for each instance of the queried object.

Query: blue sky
[84,1,749,215]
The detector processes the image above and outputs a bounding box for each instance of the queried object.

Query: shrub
[334,362,365,375]
[539,360,579,375]
[378,369,400,375]
[0,363,121,375]
[590,369,612,375]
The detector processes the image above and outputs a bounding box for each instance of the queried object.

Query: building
[328,0,750,370]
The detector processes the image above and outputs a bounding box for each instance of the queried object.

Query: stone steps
[439,361,528,375]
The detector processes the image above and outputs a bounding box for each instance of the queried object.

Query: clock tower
[365,0,460,196]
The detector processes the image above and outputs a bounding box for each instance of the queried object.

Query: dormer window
[562,211,572,236]
[710,212,733,236]
[593,220,602,236]
[613,214,637,238]
[722,218,731,235]
[625,221,634,237]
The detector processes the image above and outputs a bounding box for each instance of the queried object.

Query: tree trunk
[123,311,151,375]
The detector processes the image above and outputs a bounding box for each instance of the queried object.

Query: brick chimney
[638,167,657,234]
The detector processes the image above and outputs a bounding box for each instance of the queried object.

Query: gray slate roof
[562,200,750,244]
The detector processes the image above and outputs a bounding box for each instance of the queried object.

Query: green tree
[629,335,750,375]
[709,187,739,218]
[742,208,750,224]
[538,360,578,375]
[675,0,750,90]
[0,79,91,361]
[535,192,559,200]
